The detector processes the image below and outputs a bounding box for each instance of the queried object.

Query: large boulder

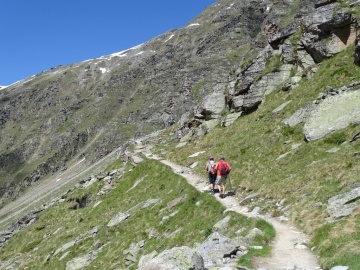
[300,4,356,62]
[196,232,238,269]
[304,90,360,141]
[138,246,204,270]
[197,119,221,135]
[196,90,226,120]
[327,187,360,221]
[284,102,317,127]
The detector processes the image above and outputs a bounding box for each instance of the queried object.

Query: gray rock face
[304,90,360,141]
[242,64,293,111]
[281,39,295,64]
[284,102,316,127]
[66,251,98,270]
[197,89,226,120]
[327,187,360,220]
[212,216,231,235]
[196,232,238,269]
[222,112,242,127]
[301,3,339,34]
[138,246,204,270]
[107,212,130,227]
[197,119,221,135]
[300,3,355,62]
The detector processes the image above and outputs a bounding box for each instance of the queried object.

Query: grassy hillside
[2,45,359,269]
[0,158,274,269]
[160,44,360,268]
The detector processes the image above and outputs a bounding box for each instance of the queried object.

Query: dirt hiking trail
[150,154,321,270]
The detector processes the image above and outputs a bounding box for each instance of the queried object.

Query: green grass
[159,43,360,269]
[0,158,270,269]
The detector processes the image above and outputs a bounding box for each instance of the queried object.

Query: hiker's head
[220,156,225,160]
[209,156,214,160]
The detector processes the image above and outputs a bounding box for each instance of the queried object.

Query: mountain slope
[1,0,360,268]
[1,0,290,204]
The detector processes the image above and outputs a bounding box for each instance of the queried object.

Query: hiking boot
[211,190,215,195]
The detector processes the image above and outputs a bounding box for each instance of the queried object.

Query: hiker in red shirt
[215,156,231,198]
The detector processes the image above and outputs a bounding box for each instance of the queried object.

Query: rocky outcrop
[300,4,356,63]
[284,82,360,140]
[327,187,360,221]
[304,90,360,141]
[138,246,205,270]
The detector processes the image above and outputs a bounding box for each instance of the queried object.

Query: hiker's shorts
[216,175,226,185]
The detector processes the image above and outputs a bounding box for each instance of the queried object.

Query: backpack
[208,161,217,174]
[219,161,231,176]
[209,162,216,174]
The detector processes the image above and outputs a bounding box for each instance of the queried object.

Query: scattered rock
[167,195,188,209]
[107,212,130,227]
[212,216,231,235]
[326,187,360,221]
[190,161,199,168]
[272,100,293,113]
[330,266,349,270]
[188,151,206,158]
[196,232,238,269]
[138,246,204,270]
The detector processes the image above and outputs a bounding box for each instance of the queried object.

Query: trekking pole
[228,174,235,196]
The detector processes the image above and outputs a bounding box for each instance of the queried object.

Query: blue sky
[0,1,217,86]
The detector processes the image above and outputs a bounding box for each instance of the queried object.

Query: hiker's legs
[210,174,216,193]
[219,176,227,197]
[215,175,221,193]
[209,174,214,190]
[222,176,226,195]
